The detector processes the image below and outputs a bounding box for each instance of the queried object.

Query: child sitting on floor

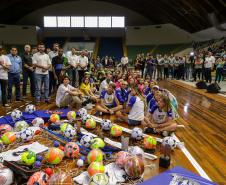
[116,86,144,126]
[80,76,99,103]
[142,94,177,132]
[95,83,122,115]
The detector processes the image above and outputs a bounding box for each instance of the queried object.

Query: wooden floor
[0,80,226,184]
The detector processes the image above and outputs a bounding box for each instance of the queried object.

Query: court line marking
[91,115,212,181]
[172,133,211,181]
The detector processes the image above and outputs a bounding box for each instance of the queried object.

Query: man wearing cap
[0,46,11,107]
[7,47,22,102]
[77,50,89,85]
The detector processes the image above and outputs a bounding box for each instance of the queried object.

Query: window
[99,16,111,28]
[44,16,125,28]
[85,16,98,28]
[57,16,70,27]
[112,16,125,28]
[71,16,84,27]
[44,16,57,27]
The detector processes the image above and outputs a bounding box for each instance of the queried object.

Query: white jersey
[127,96,144,121]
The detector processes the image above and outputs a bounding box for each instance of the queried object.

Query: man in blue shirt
[7,47,22,102]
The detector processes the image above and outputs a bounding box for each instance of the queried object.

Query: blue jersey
[100,90,116,106]
[144,87,150,96]
[146,92,154,105]
[148,97,157,113]
[115,88,129,104]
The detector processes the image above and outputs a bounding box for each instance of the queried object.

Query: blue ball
[34,161,42,168]
[79,156,86,161]
[36,155,43,162]
[53,141,60,147]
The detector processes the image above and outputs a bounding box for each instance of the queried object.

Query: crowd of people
[0,41,225,134]
[0,42,179,134]
[134,48,226,84]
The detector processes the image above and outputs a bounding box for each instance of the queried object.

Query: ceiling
[0,0,225,33]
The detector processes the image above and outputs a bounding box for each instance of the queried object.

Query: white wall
[126,24,193,45]
[0,25,37,45]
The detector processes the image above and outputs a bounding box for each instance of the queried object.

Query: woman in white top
[116,86,144,126]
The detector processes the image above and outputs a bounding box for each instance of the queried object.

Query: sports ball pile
[14,120,29,132]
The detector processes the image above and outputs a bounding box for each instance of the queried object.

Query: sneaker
[3,104,11,108]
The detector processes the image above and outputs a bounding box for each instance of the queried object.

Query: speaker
[207,83,221,93]
[196,81,207,89]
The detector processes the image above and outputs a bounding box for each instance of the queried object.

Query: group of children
[56,69,179,134]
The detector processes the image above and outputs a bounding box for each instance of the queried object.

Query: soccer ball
[81,114,91,123]
[101,119,112,131]
[11,109,22,121]
[19,128,35,142]
[25,104,36,114]
[78,108,87,117]
[162,136,177,149]
[63,127,77,139]
[32,117,45,127]
[131,127,143,140]
[80,134,93,148]
[14,121,29,132]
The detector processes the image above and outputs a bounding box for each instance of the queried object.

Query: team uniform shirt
[163,59,169,68]
[150,106,173,124]
[146,92,154,105]
[204,56,215,68]
[148,97,158,113]
[100,91,116,107]
[32,52,51,75]
[77,56,88,70]
[115,88,129,104]
[0,55,11,80]
[56,84,76,107]
[169,57,175,67]
[144,87,150,96]
[174,59,180,69]
[127,96,144,121]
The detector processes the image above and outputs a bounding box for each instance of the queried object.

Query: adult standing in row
[32,43,51,104]
[48,43,59,95]
[77,50,88,85]
[7,47,22,102]
[0,45,11,107]
[67,47,79,87]
[121,55,128,73]
[22,44,35,98]
[204,52,215,83]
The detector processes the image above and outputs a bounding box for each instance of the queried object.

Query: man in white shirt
[32,43,51,104]
[56,76,83,109]
[77,50,89,85]
[67,47,79,87]
[99,71,113,93]
[48,43,59,95]
[121,55,128,73]
[0,45,11,107]
[204,52,215,83]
